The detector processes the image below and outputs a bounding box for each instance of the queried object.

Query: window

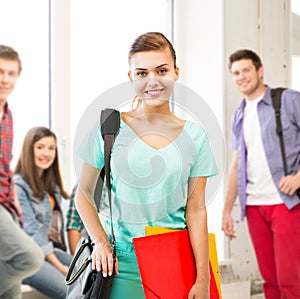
[292,0,300,16]
[0,0,50,167]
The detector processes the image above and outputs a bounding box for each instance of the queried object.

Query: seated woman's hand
[59,264,69,276]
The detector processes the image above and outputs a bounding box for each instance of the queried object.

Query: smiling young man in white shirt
[222,49,300,299]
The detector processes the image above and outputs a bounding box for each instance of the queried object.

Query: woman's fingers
[92,242,115,277]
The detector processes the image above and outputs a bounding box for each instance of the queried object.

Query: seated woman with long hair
[14,126,72,299]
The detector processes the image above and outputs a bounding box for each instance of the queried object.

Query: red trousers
[246,204,300,299]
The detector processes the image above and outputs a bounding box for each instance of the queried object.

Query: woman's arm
[13,190,22,214]
[67,229,81,256]
[66,186,85,255]
[75,162,118,276]
[46,251,69,275]
[15,183,50,248]
[186,176,209,299]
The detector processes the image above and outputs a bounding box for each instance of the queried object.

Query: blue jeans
[23,248,73,299]
[0,205,44,299]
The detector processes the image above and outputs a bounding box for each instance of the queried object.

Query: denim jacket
[14,173,67,256]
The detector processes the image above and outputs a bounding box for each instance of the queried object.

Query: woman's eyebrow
[135,64,169,71]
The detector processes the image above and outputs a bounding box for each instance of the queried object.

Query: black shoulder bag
[271,88,300,198]
[66,108,120,299]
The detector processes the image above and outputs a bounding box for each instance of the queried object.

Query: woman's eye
[158,69,167,75]
[136,71,147,77]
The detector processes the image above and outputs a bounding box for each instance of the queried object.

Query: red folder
[133,229,221,299]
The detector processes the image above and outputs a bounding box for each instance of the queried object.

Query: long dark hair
[14,126,69,200]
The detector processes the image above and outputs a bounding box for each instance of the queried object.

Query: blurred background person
[14,126,72,299]
[66,183,87,255]
[0,45,43,299]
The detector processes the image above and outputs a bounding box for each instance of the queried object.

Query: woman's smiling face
[128,49,179,107]
[33,136,56,175]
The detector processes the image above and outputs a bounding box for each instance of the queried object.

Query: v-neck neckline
[120,115,187,151]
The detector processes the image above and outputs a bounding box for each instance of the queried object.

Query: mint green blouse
[79,118,217,246]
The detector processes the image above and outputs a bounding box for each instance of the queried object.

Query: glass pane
[0,0,50,167]
[292,0,300,16]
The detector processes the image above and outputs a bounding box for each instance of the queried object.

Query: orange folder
[132,227,221,299]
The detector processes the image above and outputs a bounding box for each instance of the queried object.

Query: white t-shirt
[243,96,283,205]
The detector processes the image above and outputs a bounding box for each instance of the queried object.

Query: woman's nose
[42,149,51,156]
[147,73,159,85]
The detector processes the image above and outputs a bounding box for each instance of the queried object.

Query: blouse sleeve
[189,123,218,178]
[77,123,104,169]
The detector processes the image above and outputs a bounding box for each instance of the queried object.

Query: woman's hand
[92,242,119,277]
[58,264,69,276]
[46,252,69,276]
[188,281,209,299]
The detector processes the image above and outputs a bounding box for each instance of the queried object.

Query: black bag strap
[100,109,120,255]
[65,236,94,285]
[271,87,288,175]
[66,109,120,286]
[93,109,120,211]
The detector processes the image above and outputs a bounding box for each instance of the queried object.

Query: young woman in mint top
[75,32,217,299]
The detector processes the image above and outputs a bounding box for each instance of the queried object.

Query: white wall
[51,0,72,192]
[173,0,225,259]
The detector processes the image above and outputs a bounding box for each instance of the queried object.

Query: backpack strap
[93,109,120,211]
[271,87,288,175]
[96,108,120,256]
[100,109,120,139]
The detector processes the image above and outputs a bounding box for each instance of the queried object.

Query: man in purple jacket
[222,49,300,299]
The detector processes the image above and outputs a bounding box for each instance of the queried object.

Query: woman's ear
[128,70,133,82]
[175,66,179,81]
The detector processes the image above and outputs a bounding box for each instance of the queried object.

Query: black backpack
[270,88,300,198]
